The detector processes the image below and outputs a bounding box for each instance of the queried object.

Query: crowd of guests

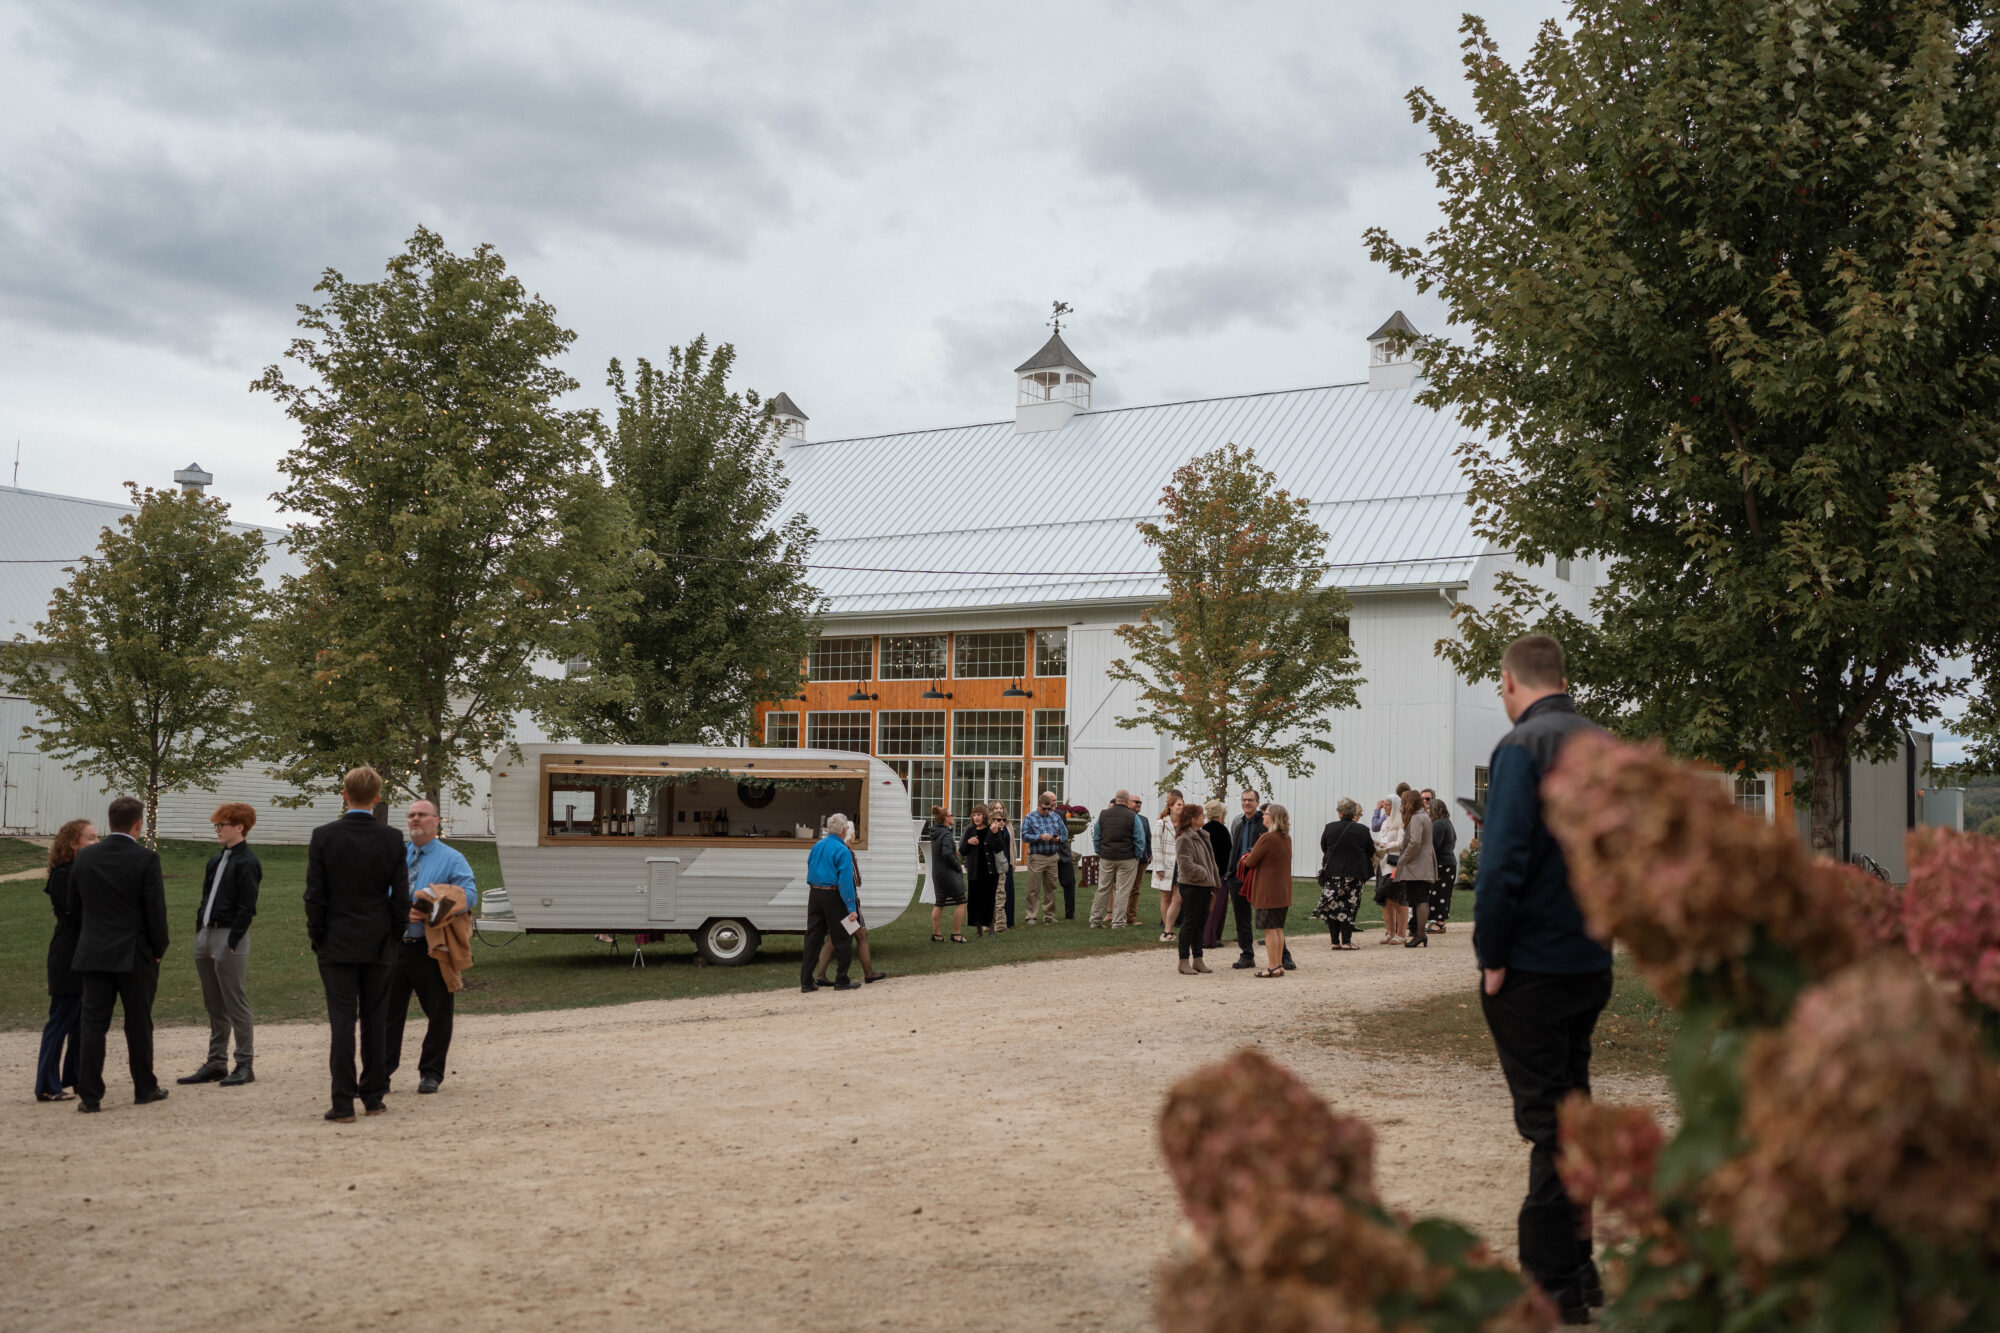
[1313,784,1460,950]
[33,767,477,1122]
[907,781,1464,983]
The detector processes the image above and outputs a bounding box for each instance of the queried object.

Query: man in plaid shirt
[1019,792,1070,925]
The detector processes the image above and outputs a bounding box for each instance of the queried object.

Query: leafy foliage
[250,226,632,808]
[550,339,820,744]
[1110,443,1363,800]
[1369,0,2000,854]
[0,485,265,841]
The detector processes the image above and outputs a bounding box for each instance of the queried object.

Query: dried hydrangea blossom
[1706,954,2000,1268]
[1157,1046,1377,1235]
[1903,827,2000,1012]
[1829,860,1906,952]
[1155,1049,1555,1333]
[1543,733,1868,1008]
[1556,1094,1665,1237]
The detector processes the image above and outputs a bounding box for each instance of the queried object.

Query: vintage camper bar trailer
[488,744,917,965]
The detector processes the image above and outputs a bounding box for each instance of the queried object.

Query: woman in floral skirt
[1428,796,1458,933]
[1312,798,1374,950]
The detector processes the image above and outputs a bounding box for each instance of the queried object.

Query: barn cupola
[769,392,809,441]
[1014,306,1095,434]
[1366,311,1420,392]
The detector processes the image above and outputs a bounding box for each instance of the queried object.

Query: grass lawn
[2,841,1361,1031]
[1341,954,1675,1079]
[0,838,50,877]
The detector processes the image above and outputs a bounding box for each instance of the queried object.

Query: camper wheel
[693,918,760,966]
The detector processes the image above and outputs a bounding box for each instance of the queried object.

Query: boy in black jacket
[1474,634,1613,1325]
[178,802,262,1087]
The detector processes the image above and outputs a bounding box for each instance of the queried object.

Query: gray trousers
[194,927,254,1064]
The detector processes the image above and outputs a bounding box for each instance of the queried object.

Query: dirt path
[0,930,1665,1331]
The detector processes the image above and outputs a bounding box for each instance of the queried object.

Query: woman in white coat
[1372,786,1409,943]
[1153,789,1183,942]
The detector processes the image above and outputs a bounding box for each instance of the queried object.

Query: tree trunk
[144,775,160,851]
[1807,733,1846,860]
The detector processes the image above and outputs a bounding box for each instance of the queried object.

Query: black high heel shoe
[1404,933,1428,947]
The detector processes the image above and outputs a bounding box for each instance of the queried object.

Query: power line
[0,549,1503,577]
[652,550,1500,579]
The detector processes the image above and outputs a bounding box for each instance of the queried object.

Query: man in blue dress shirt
[801,814,858,993]
[387,799,477,1095]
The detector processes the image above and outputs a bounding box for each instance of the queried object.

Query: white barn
[0,477,492,840]
[752,318,1597,881]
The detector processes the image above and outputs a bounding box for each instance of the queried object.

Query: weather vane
[1049,300,1073,333]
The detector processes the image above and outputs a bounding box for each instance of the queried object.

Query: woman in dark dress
[1428,798,1458,933]
[1312,799,1374,950]
[1201,799,1234,949]
[35,818,96,1102]
[962,807,1000,937]
[928,805,968,943]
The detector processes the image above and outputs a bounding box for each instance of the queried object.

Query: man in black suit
[305,766,411,1124]
[70,795,170,1113]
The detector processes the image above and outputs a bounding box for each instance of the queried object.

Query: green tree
[251,226,632,810]
[1368,0,2000,855]
[1957,648,2000,776]
[1,485,266,842]
[551,338,821,743]
[1109,443,1364,799]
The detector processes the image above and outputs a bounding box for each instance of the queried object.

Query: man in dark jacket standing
[1223,791,1263,967]
[69,795,170,1113]
[305,766,411,1123]
[1474,634,1613,1324]
[178,801,262,1088]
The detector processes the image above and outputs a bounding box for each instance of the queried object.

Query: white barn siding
[1263,591,1459,879]
[1065,622,1158,854]
[1052,594,1464,881]
[1,695,112,830]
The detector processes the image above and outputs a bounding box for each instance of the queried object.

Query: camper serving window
[541,756,869,847]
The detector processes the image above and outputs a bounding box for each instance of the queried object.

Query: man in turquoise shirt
[387,799,476,1095]
[801,814,857,993]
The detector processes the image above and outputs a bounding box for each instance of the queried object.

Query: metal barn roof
[0,486,298,642]
[773,379,1489,617]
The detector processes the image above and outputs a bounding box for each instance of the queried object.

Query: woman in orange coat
[1240,803,1295,978]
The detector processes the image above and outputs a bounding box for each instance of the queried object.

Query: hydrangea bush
[1155,1049,1556,1333]
[1542,734,2000,1330]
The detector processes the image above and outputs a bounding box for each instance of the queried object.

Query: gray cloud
[1108,251,1347,340]
[0,0,1562,521]
[0,0,909,352]
[932,300,1046,399]
[1076,52,1417,219]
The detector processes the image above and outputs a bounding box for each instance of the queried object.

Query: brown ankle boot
[1192,957,1212,973]
[1178,958,1196,975]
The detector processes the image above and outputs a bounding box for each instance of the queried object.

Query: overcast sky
[0,1,1977,761]
[0,0,1564,523]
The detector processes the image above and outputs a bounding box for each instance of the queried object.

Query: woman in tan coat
[1394,789,1437,948]
[1241,804,1295,977]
